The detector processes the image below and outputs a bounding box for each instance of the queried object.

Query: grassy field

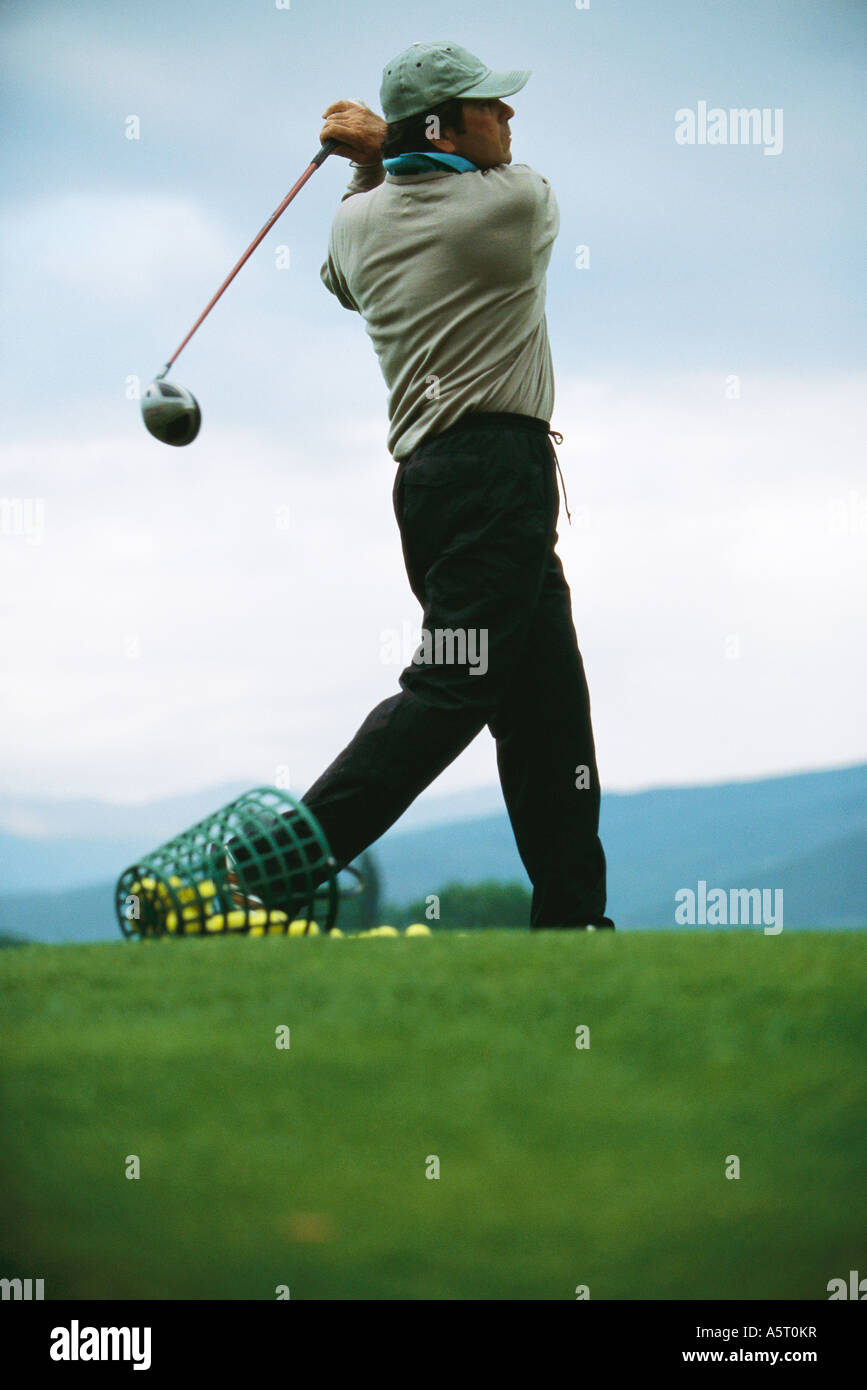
[1,930,864,1300]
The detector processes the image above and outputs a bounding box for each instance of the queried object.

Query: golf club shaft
[158,139,339,377]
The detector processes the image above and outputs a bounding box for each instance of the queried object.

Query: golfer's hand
[320,100,387,164]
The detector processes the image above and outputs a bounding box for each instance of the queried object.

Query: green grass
[1,930,865,1300]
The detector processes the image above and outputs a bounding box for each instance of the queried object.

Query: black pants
[300,412,609,928]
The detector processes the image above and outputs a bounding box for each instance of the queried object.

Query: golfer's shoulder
[474,163,557,213]
[331,179,387,229]
[471,164,557,227]
[327,187,381,255]
[481,163,555,193]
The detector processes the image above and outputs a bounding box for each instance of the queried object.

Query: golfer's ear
[429,129,457,154]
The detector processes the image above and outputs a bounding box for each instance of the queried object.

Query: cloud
[2,15,256,137]
[1,370,864,802]
[0,193,237,305]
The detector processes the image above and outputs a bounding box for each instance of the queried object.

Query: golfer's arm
[321,156,384,310]
[340,159,386,203]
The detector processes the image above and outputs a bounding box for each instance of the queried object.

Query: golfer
[301,42,613,929]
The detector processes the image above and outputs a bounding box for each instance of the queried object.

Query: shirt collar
[382,151,479,175]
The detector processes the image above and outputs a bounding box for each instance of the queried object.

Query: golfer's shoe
[535,918,616,930]
[223,822,313,919]
[224,848,266,912]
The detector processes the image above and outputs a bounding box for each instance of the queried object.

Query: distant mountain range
[0,763,864,942]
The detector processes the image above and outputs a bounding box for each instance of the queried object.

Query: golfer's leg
[301,417,553,870]
[489,552,608,927]
[300,690,483,868]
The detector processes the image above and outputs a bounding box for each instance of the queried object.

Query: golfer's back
[321,163,560,460]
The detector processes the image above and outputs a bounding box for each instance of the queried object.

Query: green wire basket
[115,787,343,939]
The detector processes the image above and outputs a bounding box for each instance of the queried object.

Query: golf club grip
[164,140,341,371]
[313,137,340,166]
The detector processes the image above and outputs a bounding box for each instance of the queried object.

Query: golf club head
[141,378,201,446]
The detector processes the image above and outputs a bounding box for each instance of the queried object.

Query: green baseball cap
[380,41,530,123]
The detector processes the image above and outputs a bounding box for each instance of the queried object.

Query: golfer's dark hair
[380,98,467,159]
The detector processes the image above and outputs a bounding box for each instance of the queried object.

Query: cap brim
[457,68,531,102]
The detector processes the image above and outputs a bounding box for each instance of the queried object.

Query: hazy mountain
[0,763,864,942]
[0,779,504,895]
[0,882,120,945]
[0,782,258,841]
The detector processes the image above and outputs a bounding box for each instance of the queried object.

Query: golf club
[142,137,339,446]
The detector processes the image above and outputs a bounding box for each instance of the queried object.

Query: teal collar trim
[383,151,478,175]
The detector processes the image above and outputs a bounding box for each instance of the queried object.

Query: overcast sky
[1,0,864,809]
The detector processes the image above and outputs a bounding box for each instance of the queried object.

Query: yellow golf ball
[288,919,319,936]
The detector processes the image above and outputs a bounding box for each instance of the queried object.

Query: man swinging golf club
[244,41,614,930]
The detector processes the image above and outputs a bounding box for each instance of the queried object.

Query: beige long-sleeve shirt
[320,160,559,461]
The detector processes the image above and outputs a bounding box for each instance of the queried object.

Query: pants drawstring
[547,428,571,524]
